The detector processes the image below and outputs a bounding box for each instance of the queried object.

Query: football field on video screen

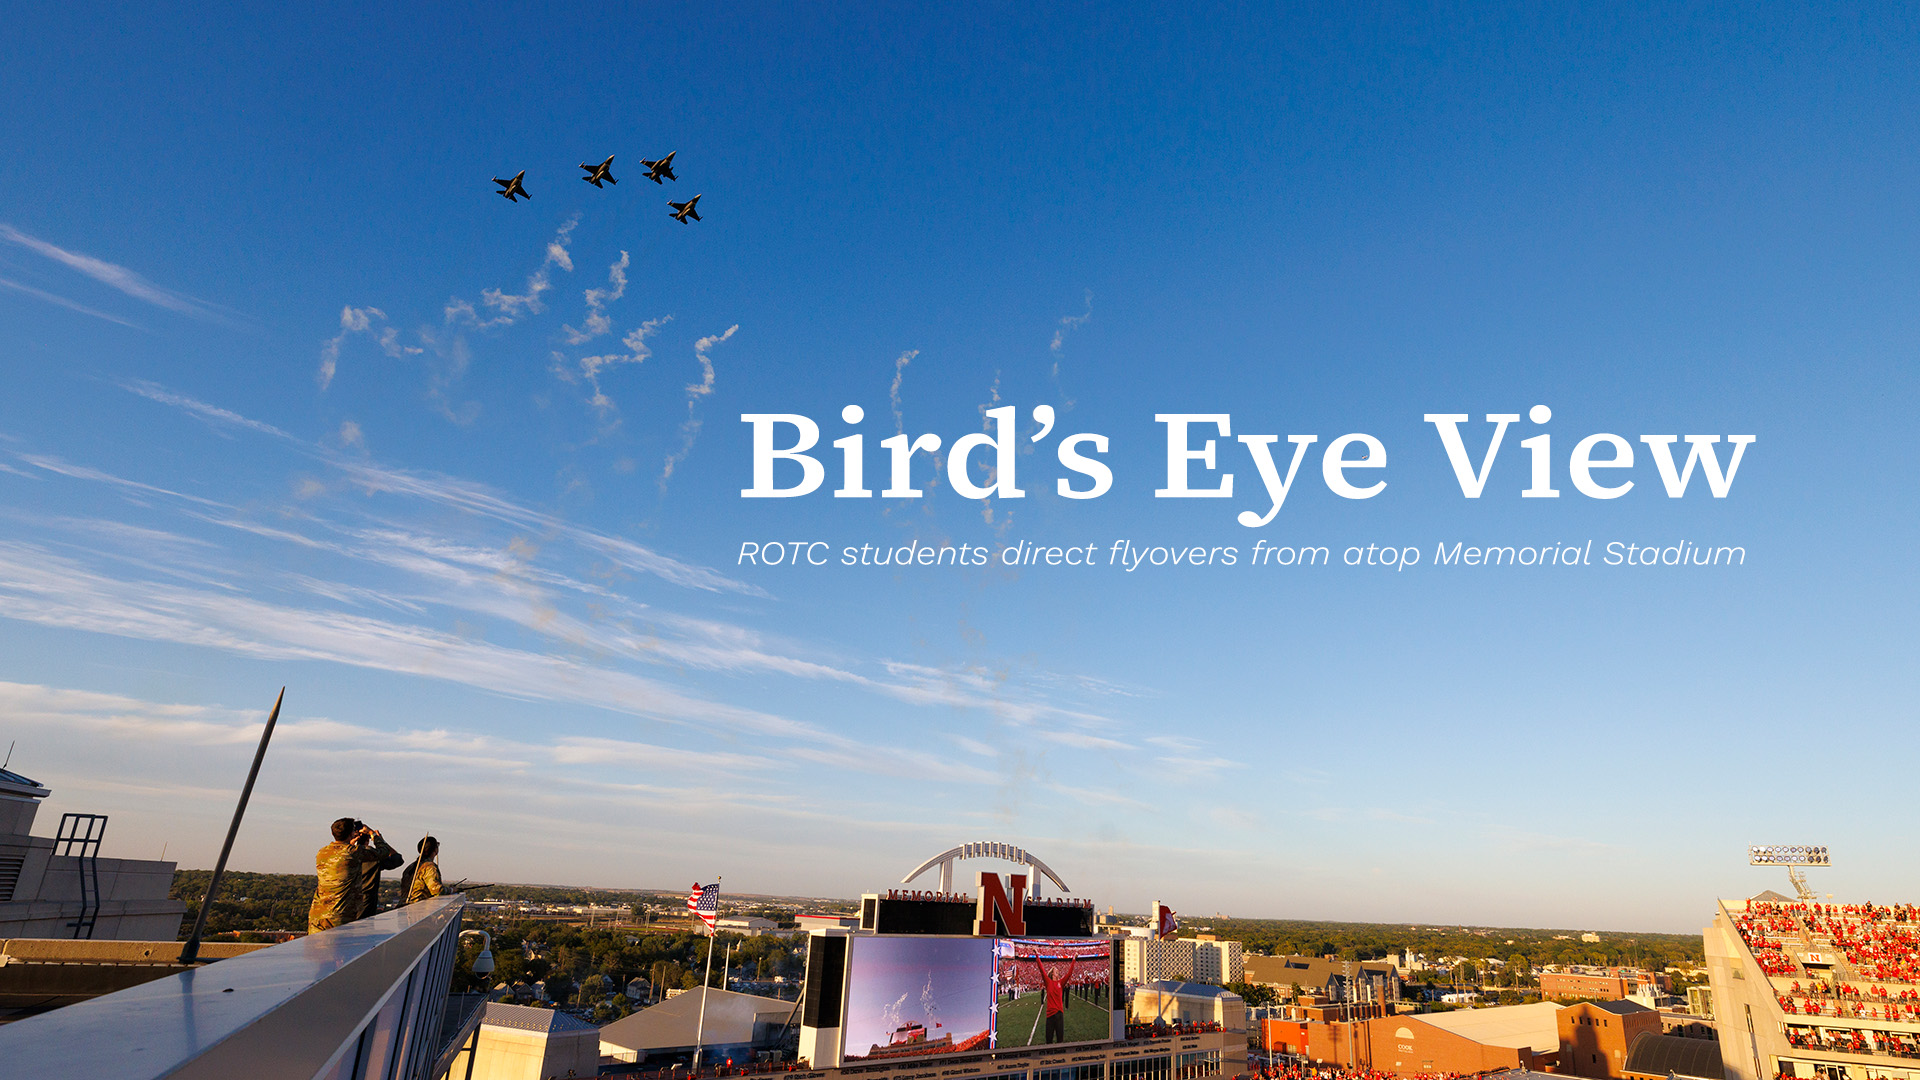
[992,991,1109,1047]
[991,937,1112,1049]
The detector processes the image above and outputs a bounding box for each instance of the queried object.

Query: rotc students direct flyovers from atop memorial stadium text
[308,818,394,934]
[351,820,403,922]
[402,835,443,904]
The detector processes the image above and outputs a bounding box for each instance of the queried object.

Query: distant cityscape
[0,762,1798,1080]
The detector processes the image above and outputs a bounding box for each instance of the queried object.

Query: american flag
[688,882,720,934]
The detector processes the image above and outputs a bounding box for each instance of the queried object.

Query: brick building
[1556,1000,1661,1079]
[1258,1000,1563,1076]
[1542,969,1668,1001]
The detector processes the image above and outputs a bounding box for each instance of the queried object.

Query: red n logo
[975,871,1028,936]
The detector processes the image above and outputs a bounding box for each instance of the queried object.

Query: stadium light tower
[1749,844,1830,901]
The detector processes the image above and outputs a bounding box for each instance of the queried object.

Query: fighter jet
[668,194,702,223]
[579,156,617,188]
[492,171,529,201]
[640,151,678,184]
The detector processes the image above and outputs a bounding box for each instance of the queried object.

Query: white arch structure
[902,841,1070,899]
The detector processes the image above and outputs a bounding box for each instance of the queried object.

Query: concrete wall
[1704,907,1771,1080]
[0,793,40,838]
[0,836,184,940]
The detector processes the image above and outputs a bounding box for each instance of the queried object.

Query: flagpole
[693,876,720,1072]
[695,933,714,1071]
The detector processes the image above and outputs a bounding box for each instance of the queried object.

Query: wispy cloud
[0,678,1044,882]
[0,223,227,322]
[561,251,629,345]
[558,315,669,420]
[3,383,1210,817]
[0,276,146,329]
[0,538,1033,793]
[889,349,919,435]
[16,438,1141,777]
[0,539,789,736]
[317,306,421,390]
[103,382,764,596]
[0,680,788,804]
[1048,290,1091,404]
[1049,290,1092,358]
[122,379,291,440]
[448,217,578,328]
[14,451,229,508]
[660,324,736,491]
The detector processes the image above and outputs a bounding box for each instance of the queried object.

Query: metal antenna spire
[180,688,284,965]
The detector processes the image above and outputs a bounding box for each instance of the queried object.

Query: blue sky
[0,4,1916,932]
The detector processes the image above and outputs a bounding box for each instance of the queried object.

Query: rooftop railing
[0,894,474,1080]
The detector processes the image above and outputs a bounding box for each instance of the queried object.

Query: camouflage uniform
[406,858,444,903]
[352,834,403,922]
[308,838,378,933]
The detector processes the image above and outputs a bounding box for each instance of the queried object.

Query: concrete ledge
[2,938,268,964]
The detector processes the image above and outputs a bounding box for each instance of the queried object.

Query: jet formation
[493,151,701,222]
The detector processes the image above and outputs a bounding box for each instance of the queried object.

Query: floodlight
[1748,845,1830,902]
[1748,845,1830,866]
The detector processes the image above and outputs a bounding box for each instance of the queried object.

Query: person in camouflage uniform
[402,835,443,904]
[308,817,387,933]
[351,821,403,921]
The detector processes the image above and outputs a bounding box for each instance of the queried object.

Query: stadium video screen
[841,935,993,1062]
[837,936,1114,1062]
[991,938,1112,1050]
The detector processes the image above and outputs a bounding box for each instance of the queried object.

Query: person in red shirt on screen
[1036,953,1077,1043]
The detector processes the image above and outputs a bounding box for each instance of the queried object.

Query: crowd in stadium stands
[1777,980,1920,1021]
[999,959,1110,994]
[1777,993,1920,1022]
[1738,901,1920,984]
[1808,917,1920,984]
[612,1062,809,1080]
[1733,910,1800,976]
[1126,1020,1225,1040]
[1784,1024,1920,1059]
[1237,1066,1462,1080]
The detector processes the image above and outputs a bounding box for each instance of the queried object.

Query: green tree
[1225,981,1277,1006]
[1506,954,1531,988]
